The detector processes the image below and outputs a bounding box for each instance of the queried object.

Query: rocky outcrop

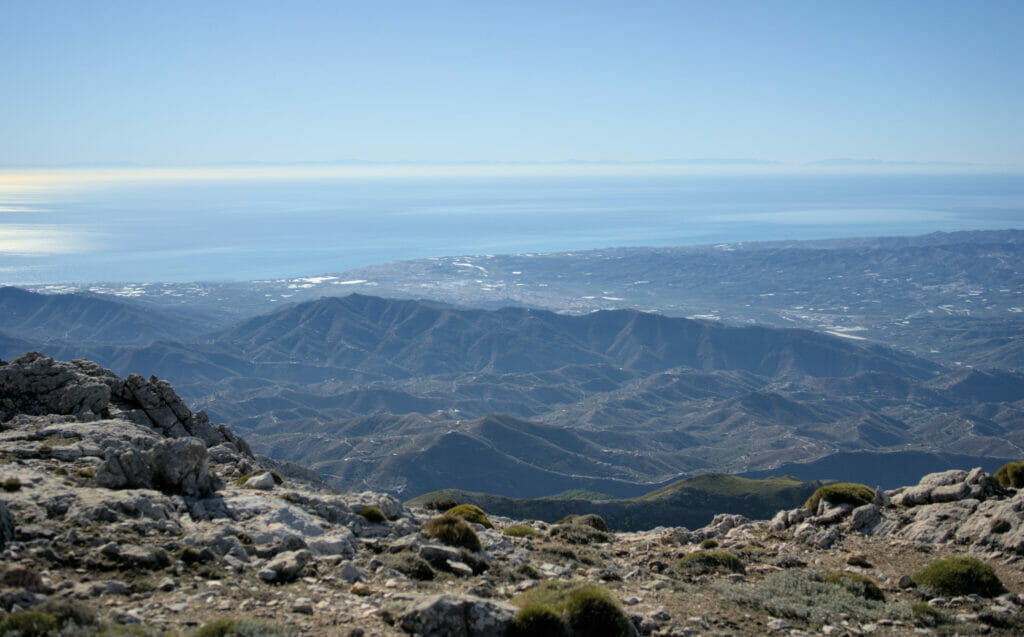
[768,466,1024,558]
[1,354,1023,635]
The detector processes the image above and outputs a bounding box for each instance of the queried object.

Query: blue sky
[2,0,1022,169]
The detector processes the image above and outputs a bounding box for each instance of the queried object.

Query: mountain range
[2,281,1021,498]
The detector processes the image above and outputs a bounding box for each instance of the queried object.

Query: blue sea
[2,172,1023,284]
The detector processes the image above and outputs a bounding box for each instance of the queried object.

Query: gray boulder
[257,549,312,583]
[97,436,216,497]
[398,594,517,637]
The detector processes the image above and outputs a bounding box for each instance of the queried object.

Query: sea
[2,171,1023,285]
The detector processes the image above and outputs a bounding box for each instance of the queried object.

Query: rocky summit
[1,353,1024,636]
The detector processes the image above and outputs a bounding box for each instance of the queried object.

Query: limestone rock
[258,549,312,583]
[0,353,112,419]
[849,503,880,532]
[398,594,517,637]
[244,471,276,490]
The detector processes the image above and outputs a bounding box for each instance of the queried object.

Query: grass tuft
[995,460,1024,488]
[505,525,541,538]
[357,505,386,523]
[446,503,494,528]
[423,514,482,552]
[825,571,885,601]
[678,550,745,574]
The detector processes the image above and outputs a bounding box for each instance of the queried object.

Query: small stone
[244,471,276,490]
[339,562,367,583]
[446,560,474,577]
[768,618,790,630]
[157,577,177,592]
[928,598,947,607]
[623,596,641,605]
[898,575,915,589]
[292,598,314,615]
[350,582,374,596]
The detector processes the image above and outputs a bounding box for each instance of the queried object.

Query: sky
[2,0,1023,169]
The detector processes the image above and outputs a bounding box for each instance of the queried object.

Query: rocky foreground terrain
[2,353,1024,636]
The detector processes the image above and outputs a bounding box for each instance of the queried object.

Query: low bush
[571,514,609,532]
[510,604,568,637]
[550,523,613,545]
[446,504,494,528]
[512,581,632,637]
[825,571,885,601]
[678,550,745,574]
[423,497,457,512]
[504,525,541,538]
[804,482,874,512]
[37,596,97,628]
[912,556,1005,597]
[380,552,434,581]
[424,514,482,552]
[0,610,58,636]
[700,538,719,549]
[911,602,948,627]
[516,563,542,580]
[2,477,21,492]
[196,617,287,637]
[716,569,901,626]
[357,505,386,523]
[555,514,579,525]
[995,460,1024,488]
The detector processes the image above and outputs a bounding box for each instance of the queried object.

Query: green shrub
[424,514,482,552]
[826,571,885,601]
[804,482,874,512]
[2,477,21,492]
[512,581,631,637]
[995,461,1024,488]
[0,610,58,636]
[912,556,1005,597]
[555,514,579,525]
[565,585,633,637]
[446,504,494,528]
[358,505,386,523]
[700,538,719,549]
[678,550,745,574]
[510,604,568,637]
[505,525,541,538]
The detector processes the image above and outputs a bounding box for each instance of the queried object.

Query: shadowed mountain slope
[0,286,217,345]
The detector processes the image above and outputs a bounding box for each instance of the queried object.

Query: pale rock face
[244,471,276,490]
[397,594,518,637]
[919,469,969,488]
